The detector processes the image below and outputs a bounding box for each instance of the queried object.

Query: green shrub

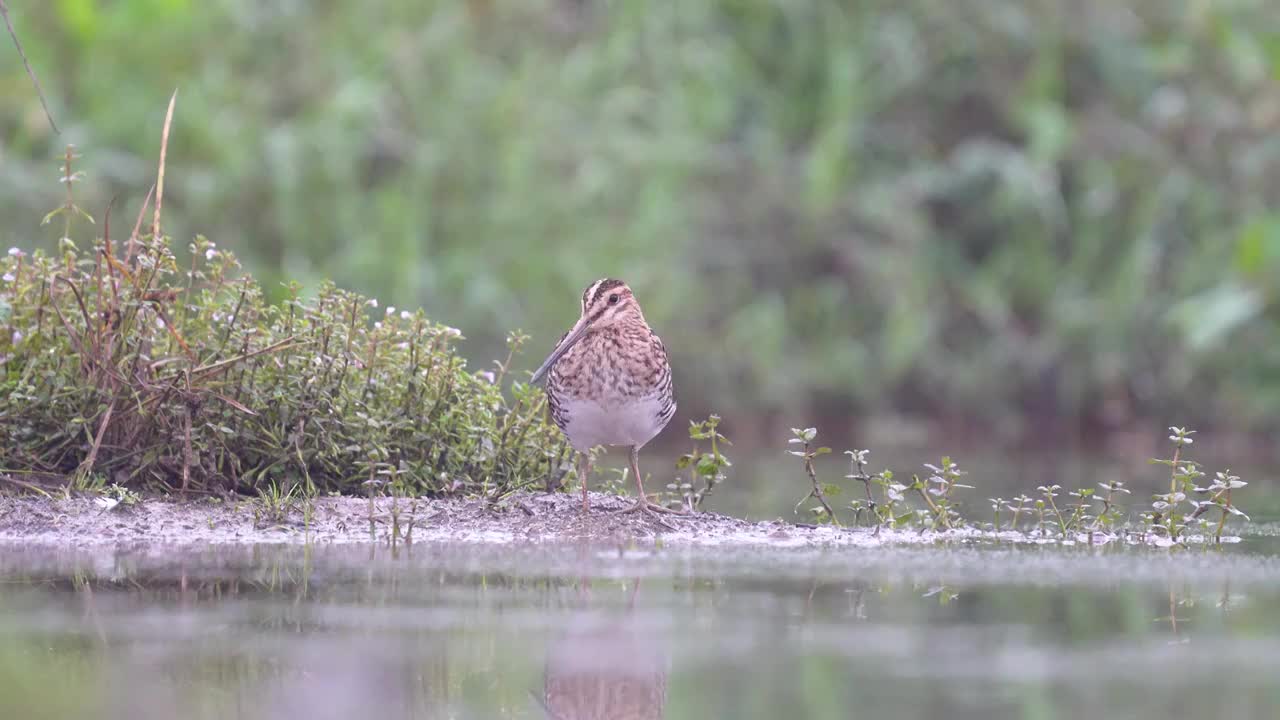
[0,151,567,497]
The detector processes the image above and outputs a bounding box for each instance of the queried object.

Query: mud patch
[0,491,936,547]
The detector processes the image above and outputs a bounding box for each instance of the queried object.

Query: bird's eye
[608,294,620,305]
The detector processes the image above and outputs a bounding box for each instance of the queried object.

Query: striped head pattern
[530,278,648,384]
[577,278,646,329]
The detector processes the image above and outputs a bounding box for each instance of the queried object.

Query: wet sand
[0,491,903,547]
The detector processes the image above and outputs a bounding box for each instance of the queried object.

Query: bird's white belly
[560,396,667,452]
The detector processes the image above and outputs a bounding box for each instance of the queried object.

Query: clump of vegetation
[793,426,1252,544]
[789,428,840,526]
[1149,427,1251,544]
[912,457,973,531]
[0,144,566,499]
[669,414,732,512]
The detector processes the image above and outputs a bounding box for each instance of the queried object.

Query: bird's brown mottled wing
[650,333,676,430]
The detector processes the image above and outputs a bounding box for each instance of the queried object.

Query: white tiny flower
[7,247,23,257]
[479,371,496,384]
[395,342,410,350]
[205,248,217,260]
[444,326,461,338]
[400,310,411,320]
[367,298,378,308]
[374,321,383,330]
[11,331,22,344]
[1,272,13,283]
[386,306,396,316]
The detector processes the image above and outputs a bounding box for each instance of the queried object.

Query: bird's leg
[612,446,686,517]
[578,451,593,513]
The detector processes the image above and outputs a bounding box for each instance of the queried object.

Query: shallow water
[2,535,1280,720]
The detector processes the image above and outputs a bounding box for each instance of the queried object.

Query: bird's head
[530,278,644,384]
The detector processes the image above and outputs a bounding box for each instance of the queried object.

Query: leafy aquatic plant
[792,424,1251,544]
[1148,427,1208,542]
[1195,471,1249,543]
[670,414,732,512]
[914,457,972,531]
[789,427,840,525]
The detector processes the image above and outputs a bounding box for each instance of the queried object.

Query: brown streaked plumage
[531,278,681,518]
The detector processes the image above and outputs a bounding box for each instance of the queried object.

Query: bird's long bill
[530,319,590,385]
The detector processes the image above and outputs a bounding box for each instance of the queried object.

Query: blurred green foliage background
[3,0,1280,440]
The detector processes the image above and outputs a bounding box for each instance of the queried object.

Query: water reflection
[539,580,668,720]
[0,541,1279,719]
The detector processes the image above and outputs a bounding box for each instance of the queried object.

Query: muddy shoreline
[0,491,905,548]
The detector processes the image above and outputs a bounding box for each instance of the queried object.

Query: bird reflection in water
[536,578,668,720]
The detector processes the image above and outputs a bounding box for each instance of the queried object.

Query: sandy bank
[0,491,904,548]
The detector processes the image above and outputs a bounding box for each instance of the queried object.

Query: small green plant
[840,449,928,533]
[1006,495,1032,533]
[844,451,913,532]
[671,414,732,512]
[66,470,108,497]
[910,457,971,531]
[1037,485,1067,536]
[254,479,306,528]
[1033,497,1048,536]
[1149,427,1205,543]
[788,429,1255,546]
[108,483,140,507]
[989,497,1005,532]
[872,469,913,529]
[600,464,628,497]
[94,483,141,512]
[789,428,840,526]
[1190,470,1250,543]
[1089,480,1129,534]
[1065,487,1094,534]
[845,450,877,526]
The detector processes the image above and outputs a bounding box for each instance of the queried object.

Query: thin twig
[0,0,59,133]
[152,303,196,361]
[76,402,115,481]
[101,196,121,307]
[153,90,178,241]
[49,299,98,374]
[186,336,306,380]
[803,448,839,524]
[0,474,54,498]
[913,480,948,529]
[181,408,192,493]
[125,185,155,266]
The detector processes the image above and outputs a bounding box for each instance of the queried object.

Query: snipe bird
[531,278,681,518]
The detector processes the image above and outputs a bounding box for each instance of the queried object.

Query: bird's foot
[611,498,687,515]
[609,502,680,530]
[610,499,688,530]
